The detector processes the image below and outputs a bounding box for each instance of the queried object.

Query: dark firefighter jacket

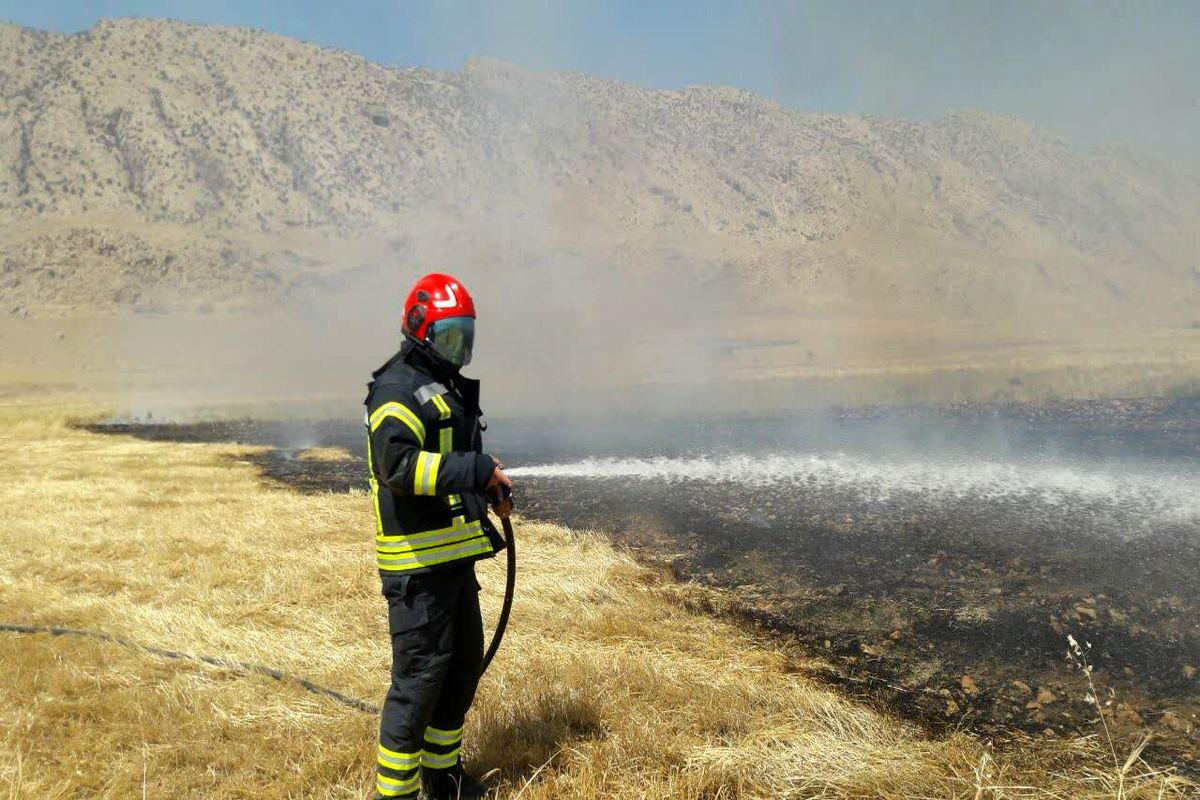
[364,341,503,576]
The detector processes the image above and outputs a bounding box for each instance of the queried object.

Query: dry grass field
[0,396,1195,799]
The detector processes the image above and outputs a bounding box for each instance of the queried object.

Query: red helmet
[403,273,477,366]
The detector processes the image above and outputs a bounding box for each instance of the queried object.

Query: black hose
[481,515,516,676]
[4,513,515,710]
[0,622,379,714]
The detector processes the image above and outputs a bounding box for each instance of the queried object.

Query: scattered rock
[961,675,980,698]
[1184,665,1197,680]
[1011,680,1032,696]
[1074,605,1098,621]
[1036,689,1056,705]
[946,698,961,715]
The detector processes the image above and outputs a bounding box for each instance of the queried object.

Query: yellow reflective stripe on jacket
[369,401,426,444]
[376,534,492,571]
[413,451,441,496]
[424,725,464,746]
[420,748,460,769]
[438,426,462,509]
[366,433,383,535]
[431,393,451,420]
[376,518,484,554]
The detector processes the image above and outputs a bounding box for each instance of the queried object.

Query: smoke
[109,45,741,422]
[111,217,734,421]
[85,6,1199,425]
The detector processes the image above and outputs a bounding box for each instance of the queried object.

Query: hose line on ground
[2,514,515,714]
[0,622,380,714]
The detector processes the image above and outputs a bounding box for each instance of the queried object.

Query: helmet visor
[428,316,475,367]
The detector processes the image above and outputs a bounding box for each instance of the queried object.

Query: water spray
[507,452,1200,523]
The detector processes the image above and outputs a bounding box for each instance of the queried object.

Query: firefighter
[364,272,512,800]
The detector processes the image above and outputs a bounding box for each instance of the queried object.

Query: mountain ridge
[1,17,1197,330]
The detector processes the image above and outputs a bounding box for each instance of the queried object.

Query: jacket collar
[400,339,460,385]
[367,341,480,414]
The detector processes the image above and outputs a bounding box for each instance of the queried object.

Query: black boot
[422,763,487,799]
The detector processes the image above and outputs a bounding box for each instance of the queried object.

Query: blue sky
[2,1,1197,161]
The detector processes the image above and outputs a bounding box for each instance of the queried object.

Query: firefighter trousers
[375,564,484,799]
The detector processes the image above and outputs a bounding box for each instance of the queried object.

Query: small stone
[1075,605,1098,621]
[890,630,903,642]
[961,675,980,697]
[1183,665,1197,680]
[1048,616,1065,635]
[1012,680,1032,695]
[1025,700,1042,710]
[946,698,961,715]
[1122,667,1135,678]
[1037,689,1057,705]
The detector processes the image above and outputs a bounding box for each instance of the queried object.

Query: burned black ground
[89,396,1200,770]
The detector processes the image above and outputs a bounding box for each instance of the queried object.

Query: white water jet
[507,453,1200,522]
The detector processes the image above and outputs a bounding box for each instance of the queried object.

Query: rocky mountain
[1,18,1197,331]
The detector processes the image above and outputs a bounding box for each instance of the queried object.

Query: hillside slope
[1,17,1197,331]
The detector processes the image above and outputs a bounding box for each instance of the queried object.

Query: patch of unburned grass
[0,405,1193,798]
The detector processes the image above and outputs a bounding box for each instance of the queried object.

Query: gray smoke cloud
[87,3,1197,424]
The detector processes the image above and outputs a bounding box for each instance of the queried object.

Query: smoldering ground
[92,209,1199,773]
